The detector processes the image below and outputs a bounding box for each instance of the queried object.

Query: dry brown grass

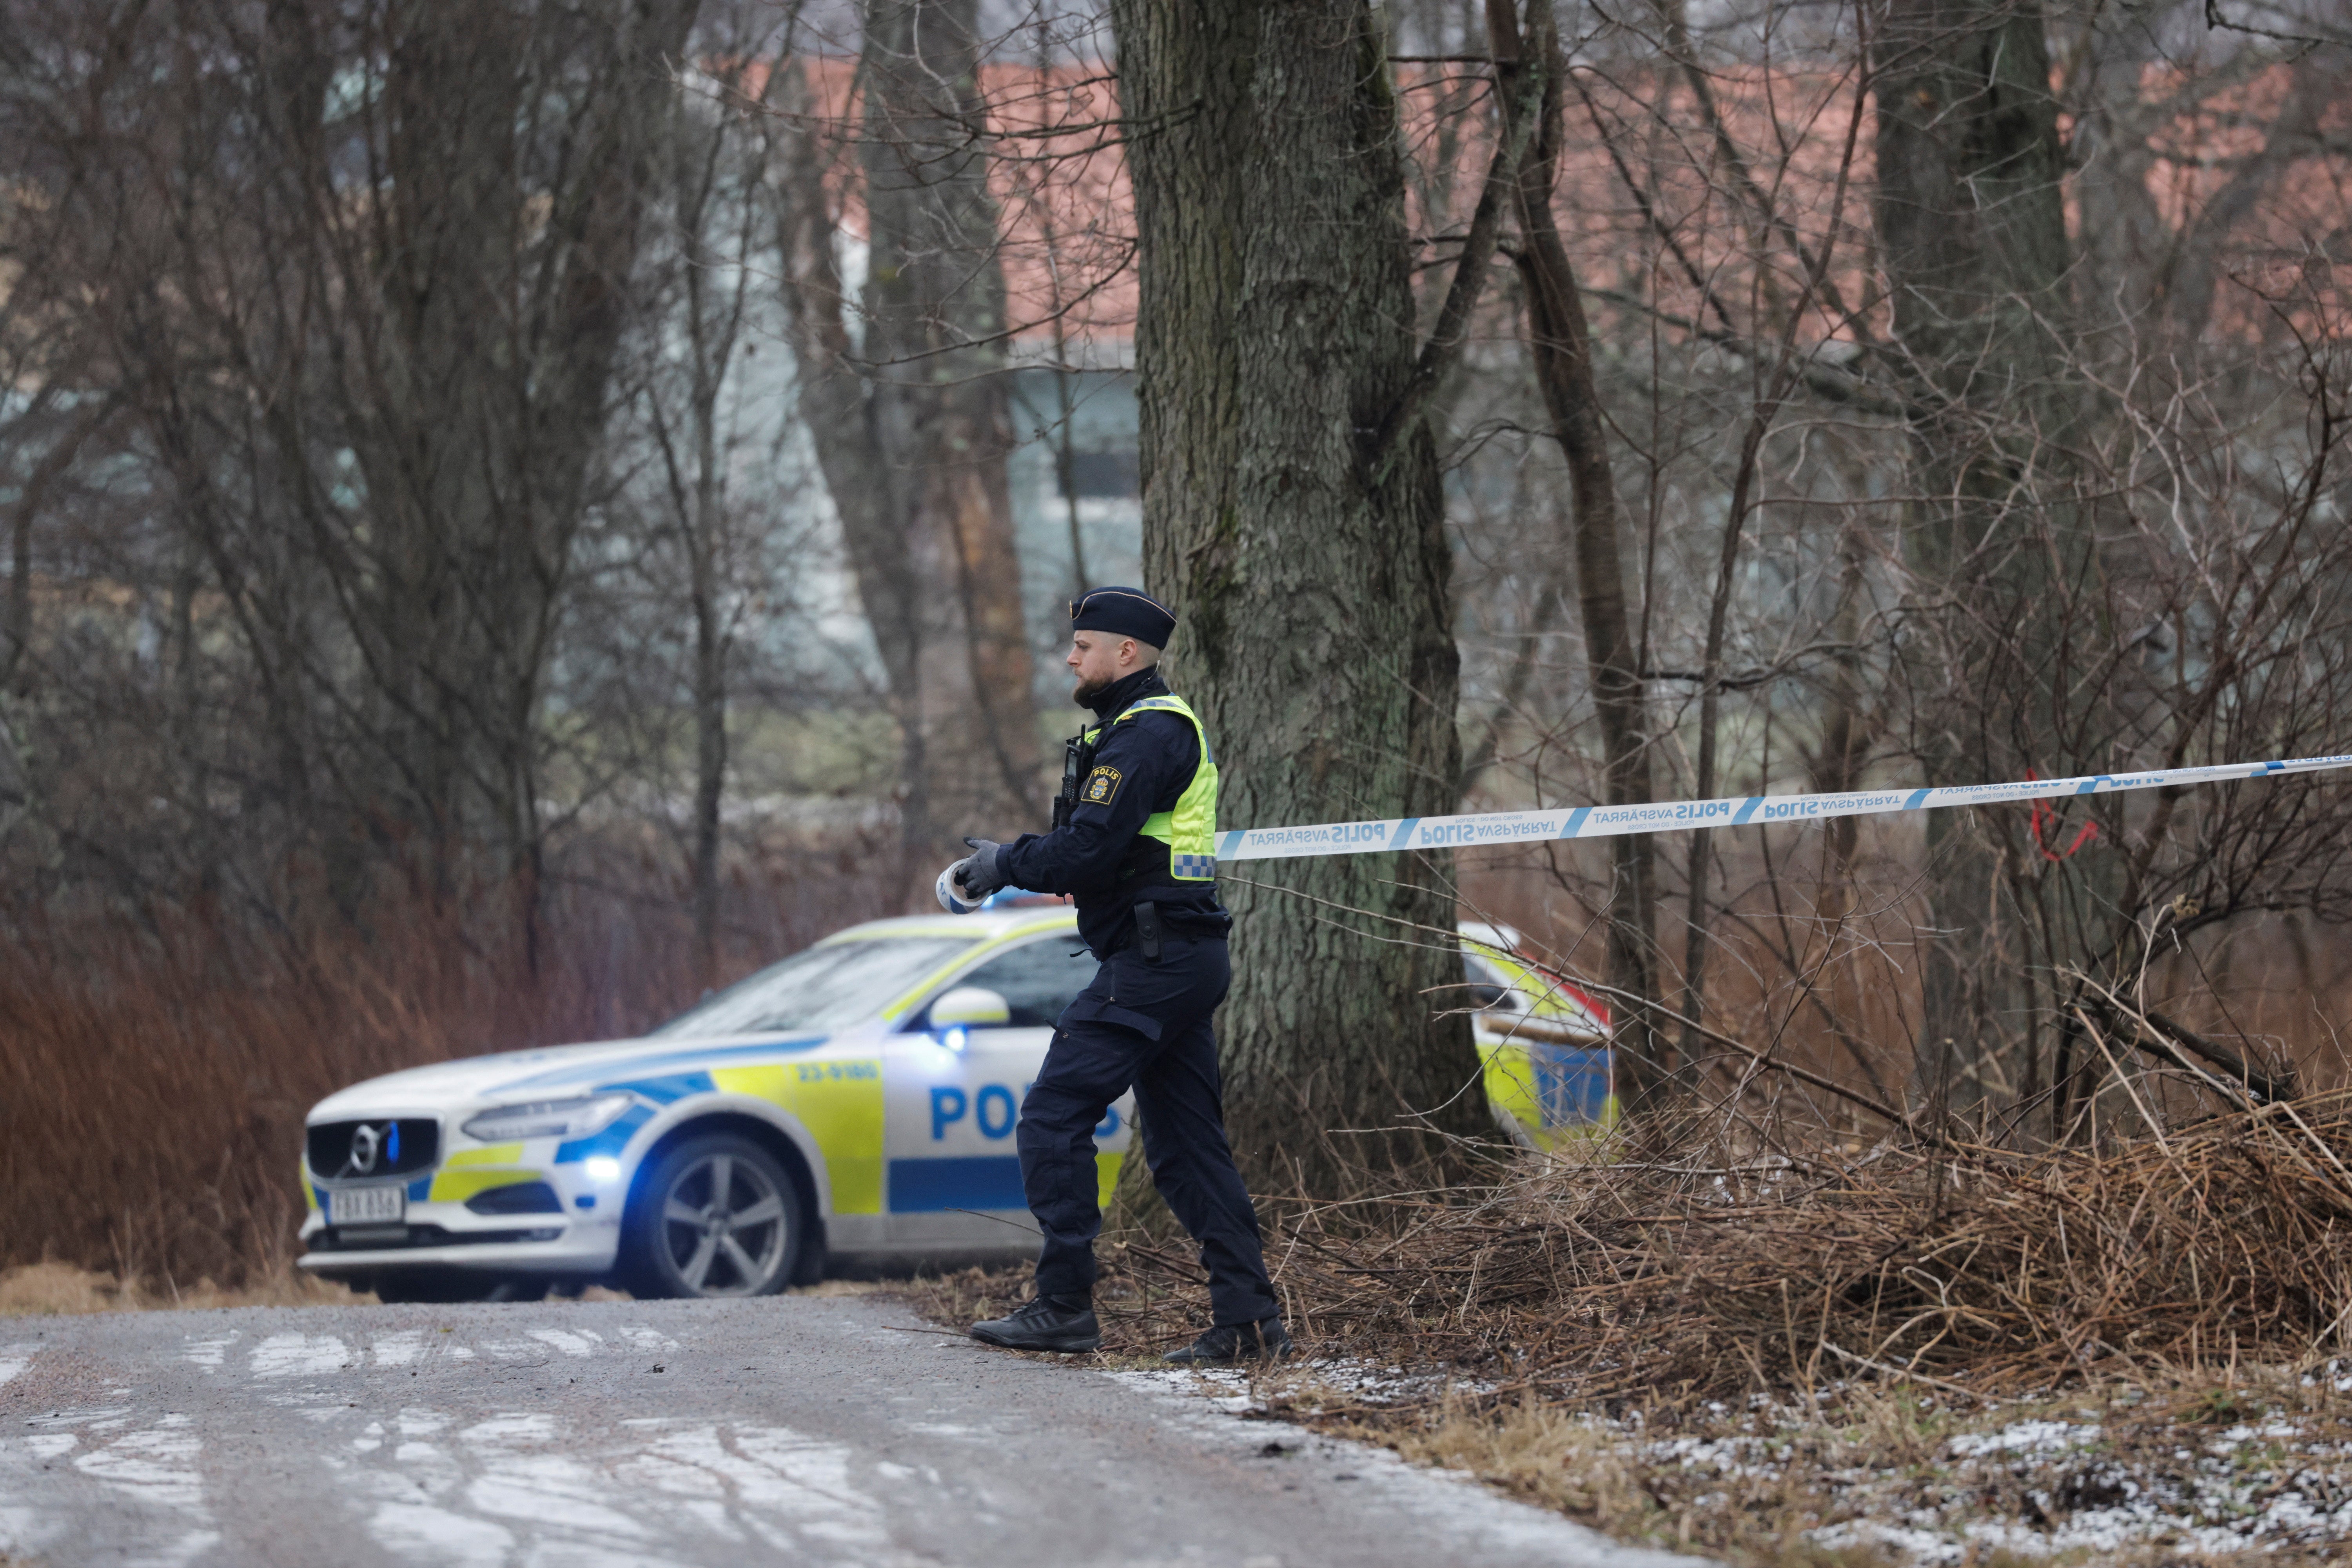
[1373,1395,1657,1542]
[0,904,662,1290]
[918,1093,2352,1403]
[1298,1370,2352,1566]
[911,1247,2352,1563]
[906,1089,2352,1563]
[909,1267,2352,1561]
[0,849,886,1290]
[0,1261,873,1317]
[0,1261,376,1315]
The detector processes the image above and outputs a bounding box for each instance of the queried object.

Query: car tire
[368,1269,501,1304]
[790,1217,828,1288]
[621,1133,805,1299]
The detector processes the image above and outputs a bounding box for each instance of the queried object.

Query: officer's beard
[1074,661,1157,709]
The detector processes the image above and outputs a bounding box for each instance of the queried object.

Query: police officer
[945,586,1289,1364]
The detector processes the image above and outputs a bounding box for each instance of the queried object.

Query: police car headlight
[462,1093,634,1143]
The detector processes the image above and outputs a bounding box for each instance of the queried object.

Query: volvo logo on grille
[343,1122,393,1177]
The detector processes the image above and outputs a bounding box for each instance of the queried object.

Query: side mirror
[930,986,1012,1029]
[1466,981,1512,1011]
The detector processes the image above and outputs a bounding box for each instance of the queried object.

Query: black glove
[955,837,1008,899]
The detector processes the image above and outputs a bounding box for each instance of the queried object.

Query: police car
[297,906,1611,1302]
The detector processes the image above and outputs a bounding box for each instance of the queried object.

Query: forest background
[0,0,2347,1308]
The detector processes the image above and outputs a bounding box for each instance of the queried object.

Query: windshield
[651,936,980,1038]
[1467,949,1586,1015]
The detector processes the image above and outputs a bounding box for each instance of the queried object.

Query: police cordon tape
[1210,753,2352,865]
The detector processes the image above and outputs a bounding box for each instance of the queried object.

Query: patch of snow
[459,1414,558,1449]
[1946,1419,2100,1458]
[70,1414,218,1568]
[344,1408,917,1566]
[615,1325,678,1354]
[247,1332,350,1379]
[1798,1407,2352,1563]
[367,1501,517,1568]
[398,1408,451,1438]
[178,1332,238,1371]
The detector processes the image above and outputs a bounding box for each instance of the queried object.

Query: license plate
[335,1185,405,1225]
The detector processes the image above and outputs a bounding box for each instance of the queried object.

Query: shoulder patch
[1082,764,1124,806]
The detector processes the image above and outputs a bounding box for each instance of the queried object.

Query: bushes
[0,848,886,1289]
[1227,1103,2352,1403]
[1052,1096,2352,1403]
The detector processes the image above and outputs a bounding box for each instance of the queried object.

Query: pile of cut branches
[1074,1092,2352,1406]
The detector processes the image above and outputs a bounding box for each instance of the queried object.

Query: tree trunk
[2067,16,2170,365]
[1492,0,1667,1101]
[680,276,730,986]
[777,1,1043,897]
[689,543,726,982]
[649,38,776,987]
[1107,0,1489,1194]
[772,89,927,873]
[862,0,1045,845]
[1871,0,2075,1122]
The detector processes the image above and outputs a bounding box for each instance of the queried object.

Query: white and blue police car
[298,905,1610,1301]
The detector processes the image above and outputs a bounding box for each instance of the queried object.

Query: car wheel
[622,1134,804,1299]
[368,1269,501,1304]
[790,1218,828,1287]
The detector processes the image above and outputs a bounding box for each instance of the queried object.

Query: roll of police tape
[1212,753,2352,864]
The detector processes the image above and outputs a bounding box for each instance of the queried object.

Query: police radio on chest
[1053,730,1095,830]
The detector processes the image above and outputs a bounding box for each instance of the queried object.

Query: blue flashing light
[979,887,1063,910]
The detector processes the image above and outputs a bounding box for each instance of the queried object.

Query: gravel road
[0,1292,1702,1568]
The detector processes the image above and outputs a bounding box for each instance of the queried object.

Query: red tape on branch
[2025,770,2100,862]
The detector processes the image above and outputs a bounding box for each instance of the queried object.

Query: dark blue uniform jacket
[999,665,1232,959]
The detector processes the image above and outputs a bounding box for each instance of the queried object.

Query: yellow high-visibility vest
[1087,692,1218,882]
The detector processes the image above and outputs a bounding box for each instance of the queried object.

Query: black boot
[1164,1315,1292,1365]
[969,1294,1101,1353]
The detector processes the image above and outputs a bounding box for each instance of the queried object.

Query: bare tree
[634,19,804,983]
[1108,0,1508,1187]
[775,0,1044,898]
[2,0,2350,1174]
[1488,0,1670,1102]
[14,0,702,942]
[1870,0,2076,1119]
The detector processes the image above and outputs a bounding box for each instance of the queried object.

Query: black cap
[1070,586,1175,649]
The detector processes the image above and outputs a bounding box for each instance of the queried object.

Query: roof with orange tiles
[761,53,2347,355]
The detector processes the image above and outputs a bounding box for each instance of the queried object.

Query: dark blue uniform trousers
[1016,933,1278,1326]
